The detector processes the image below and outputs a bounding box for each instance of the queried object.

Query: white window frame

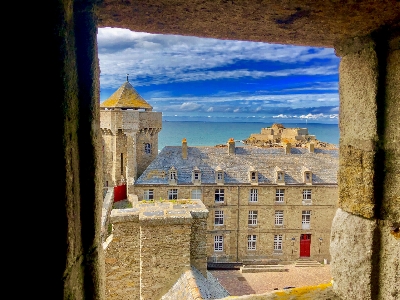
[247,235,257,250]
[214,235,223,252]
[143,189,154,200]
[275,189,285,202]
[217,172,223,180]
[191,189,201,199]
[194,172,200,180]
[168,189,178,200]
[170,171,177,180]
[251,172,256,180]
[303,189,312,201]
[274,234,283,250]
[248,210,258,226]
[214,210,224,225]
[275,210,284,225]
[249,188,258,202]
[215,188,225,202]
[302,210,311,229]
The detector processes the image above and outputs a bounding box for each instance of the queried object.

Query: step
[294,260,323,267]
[240,264,289,273]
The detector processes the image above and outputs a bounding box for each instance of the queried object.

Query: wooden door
[300,234,311,257]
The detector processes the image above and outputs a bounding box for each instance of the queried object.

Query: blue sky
[98,28,340,124]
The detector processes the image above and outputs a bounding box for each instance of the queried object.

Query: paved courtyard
[209,264,332,296]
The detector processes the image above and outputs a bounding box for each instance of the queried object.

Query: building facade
[100,79,162,193]
[134,139,338,264]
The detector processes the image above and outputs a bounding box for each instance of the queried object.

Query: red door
[300,234,311,257]
[114,184,127,202]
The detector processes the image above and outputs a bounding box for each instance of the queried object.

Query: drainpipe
[237,185,240,262]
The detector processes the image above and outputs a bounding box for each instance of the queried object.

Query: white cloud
[179,102,202,111]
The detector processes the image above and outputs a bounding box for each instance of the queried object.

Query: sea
[158,121,339,151]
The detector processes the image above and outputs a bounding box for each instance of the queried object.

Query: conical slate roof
[101,81,152,110]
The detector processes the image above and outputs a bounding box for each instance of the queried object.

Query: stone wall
[103,200,209,299]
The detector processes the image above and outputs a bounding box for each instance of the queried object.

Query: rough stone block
[338,145,375,218]
[330,208,377,300]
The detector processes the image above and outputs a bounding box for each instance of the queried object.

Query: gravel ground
[209,264,332,296]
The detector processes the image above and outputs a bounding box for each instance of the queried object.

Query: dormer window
[215,166,224,185]
[192,167,201,185]
[302,167,312,185]
[249,167,258,185]
[168,166,177,185]
[275,167,285,185]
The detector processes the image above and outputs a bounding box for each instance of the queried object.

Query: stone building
[134,139,338,264]
[100,79,162,193]
[31,1,399,299]
[247,123,316,144]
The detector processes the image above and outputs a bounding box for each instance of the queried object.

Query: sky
[97,27,340,124]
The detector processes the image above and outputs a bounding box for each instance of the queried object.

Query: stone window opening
[214,210,224,225]
[249,188,258,202]
[247,235,257,250]
[168,188,178,200]
[248,210,258,226]
[215,188,225,203]
[274,234,283,251]
[275,210,284,226]
[143,189,154,200]
[302,210,311,229]
[214,236,223,252]
[191,189,201,199]
[144,143,151,154]
[275,189,285,203]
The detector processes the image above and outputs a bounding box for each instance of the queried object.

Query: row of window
[214,234,284,251]
[214,210,311,228]
[143,188,312,202]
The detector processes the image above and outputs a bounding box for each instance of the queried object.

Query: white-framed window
[191,189,201,199]
[249,188,258,202]
[194,172,200,180]
[275,210,284,225]
[303,189,312,201]
[251,172,256,180]
[214,210,224,225]
[302,210,311,229]
[247,235,257,250]
[215,189,225,202]
[217,172,223,180]
[248,210,258,226]
[170,170,177,180]
[274,234,283,250]
[143,189,154,200]
[275,189,285,202]
[168,189,178,200]
[214,235,223,251]
[144,143,151,154]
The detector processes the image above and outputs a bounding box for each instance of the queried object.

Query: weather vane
[126,73,129,82]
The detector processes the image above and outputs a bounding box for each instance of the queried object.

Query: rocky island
[242,123,338,149]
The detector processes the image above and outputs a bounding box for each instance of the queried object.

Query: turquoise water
[158,121,339,151]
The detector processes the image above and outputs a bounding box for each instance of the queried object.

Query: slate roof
[100,81,153,110]
[135,145,338,185]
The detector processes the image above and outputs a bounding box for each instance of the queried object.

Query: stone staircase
[240,264,289,273]
[294,258,323,267]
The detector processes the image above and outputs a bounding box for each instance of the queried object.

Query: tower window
[145,143,151,154]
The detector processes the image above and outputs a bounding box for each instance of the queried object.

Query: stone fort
[30,1,399,300]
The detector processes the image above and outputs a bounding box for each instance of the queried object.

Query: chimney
[228,138,235,155]
[308,142,314,153]
[182,138,187,159]
[284,142,291,154]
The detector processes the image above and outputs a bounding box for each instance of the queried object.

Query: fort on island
[100,80,339,299]
[242,123,337,149]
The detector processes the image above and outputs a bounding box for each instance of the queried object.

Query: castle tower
[100,77,162,194]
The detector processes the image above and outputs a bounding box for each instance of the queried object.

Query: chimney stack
[308,142,314,153]
[284,142,291,154]
[228,138,235,155]
[182,138,187,159]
